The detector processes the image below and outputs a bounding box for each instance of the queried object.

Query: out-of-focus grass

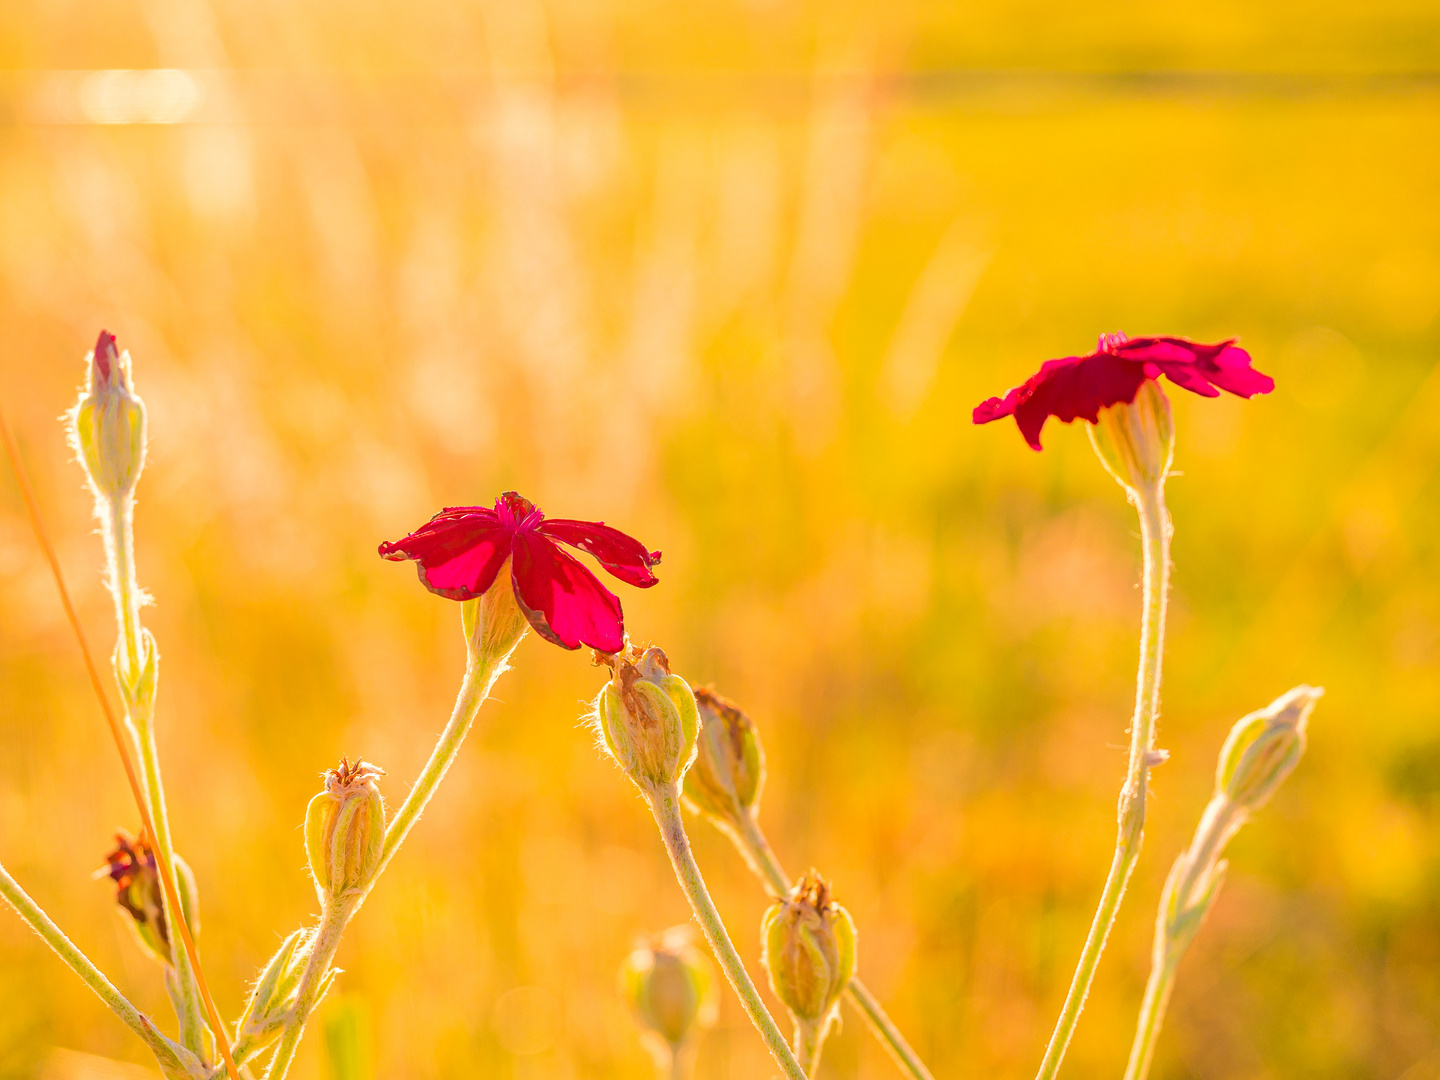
[1,2,1438,1079]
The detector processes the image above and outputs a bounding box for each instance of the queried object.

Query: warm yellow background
[1,2,1438,1078]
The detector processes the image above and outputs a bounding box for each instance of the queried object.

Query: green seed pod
[618,927,718,1055]
[1088,378,1175,492]
[69,331,147,502]
[761,872,857,1028]
[683,687,765,826]
[305,758,386,905]
[595,648,699,792]
[103,832,198,969]
[1216,685,1321,812]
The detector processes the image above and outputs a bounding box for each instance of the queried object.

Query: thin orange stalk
[0,409,242,1080]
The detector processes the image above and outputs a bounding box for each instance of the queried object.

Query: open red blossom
[973,333,1274,450]
[378,492,660,653]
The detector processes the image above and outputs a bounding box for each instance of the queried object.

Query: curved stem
[650,786,809,1080]
[1123,957,1179,1080]
[262,897,356,1080]
[729,810,935,1080]
[1033,479,1170,1080]
[0,860,198,1075]
[378,648,511,877]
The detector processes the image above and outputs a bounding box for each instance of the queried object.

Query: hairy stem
[378,646,513,877]
[107,498,207,1056]
[1123,956,1179,1080]
[0,860,195,1073]
[262,897,356,1080]
[650,786,808,1080]
[727,809,936,1080]
[1034,479,1171,1080]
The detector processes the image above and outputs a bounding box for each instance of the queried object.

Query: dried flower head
[683,687,765,826]
[379,492,660,652]
[304,758,386,906]
[761,872,857,1030]
[103,831,198,968]
[594,647,700,793]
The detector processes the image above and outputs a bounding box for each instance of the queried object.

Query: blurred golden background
[1,1,1438,1078]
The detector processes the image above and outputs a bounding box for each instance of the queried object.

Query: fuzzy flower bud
[761,872,857,1030]
[1216,684,1321,812]
[104,832,199,969]
[1087,377,1175,492]
[618,926,718,1058]
[682,687,765,826]
[69,330,147,502]
[304,758,386,906]
[595,647,700,792]
[231,929,336,1064]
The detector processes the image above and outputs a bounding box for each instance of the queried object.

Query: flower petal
[510,530,626,652]
[536,518,661,588]
[378,507,511,600]
[975,354,1148,450]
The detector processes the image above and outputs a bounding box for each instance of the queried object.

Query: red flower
[973,334,1274,450]
[379,492,660,653]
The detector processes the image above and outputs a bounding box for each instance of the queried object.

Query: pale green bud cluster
[305,758,386,905]
[761,872,857,1031]
[1216,684,1320,812]
[115,626,161,717]
[618,926,718,1056]
[1088,378,1175,492]
[682,687,765,828]
[231,929,336,1064]
[595,648,699,792]
[69,333,147,502]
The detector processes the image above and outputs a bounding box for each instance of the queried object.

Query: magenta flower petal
[511,530,626,652]
[973,333,1273,450]
[537,519,662,588]
[378,508,509,600]
[380,491,659,652]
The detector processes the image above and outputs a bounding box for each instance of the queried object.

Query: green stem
[378,646,512,877]
[1034,478,1170,1080]
[0,860,197,1074]
[795,1019,824,1077]
[1123,956,1179,1080]
[262,897,356,1080]
[650,786,809,1080]
[729,810,936,1080]
[108,498,207,1056]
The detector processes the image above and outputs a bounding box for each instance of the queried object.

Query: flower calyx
[304,757,386,906]
[594,646,699,794]
[69,330,147,502]
[1216,684,1321,813]
[761,871,857,1042]
[1088,377,1176,493]
[618,925,718,1062]
[682,686,765,828]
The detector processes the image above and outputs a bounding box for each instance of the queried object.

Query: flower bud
[461,558,529,664]
[618,926,718,1056]
[683,687,765,826]
[595,648,700,792]
[69,330,147,502]
[760,872,857,1030]
[305,758,386,905]
[1216,684,1321,812]
[1087,378,1174,492]
[231,929,337,1064]
[103,831,199,968]
[115,627,160,716]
